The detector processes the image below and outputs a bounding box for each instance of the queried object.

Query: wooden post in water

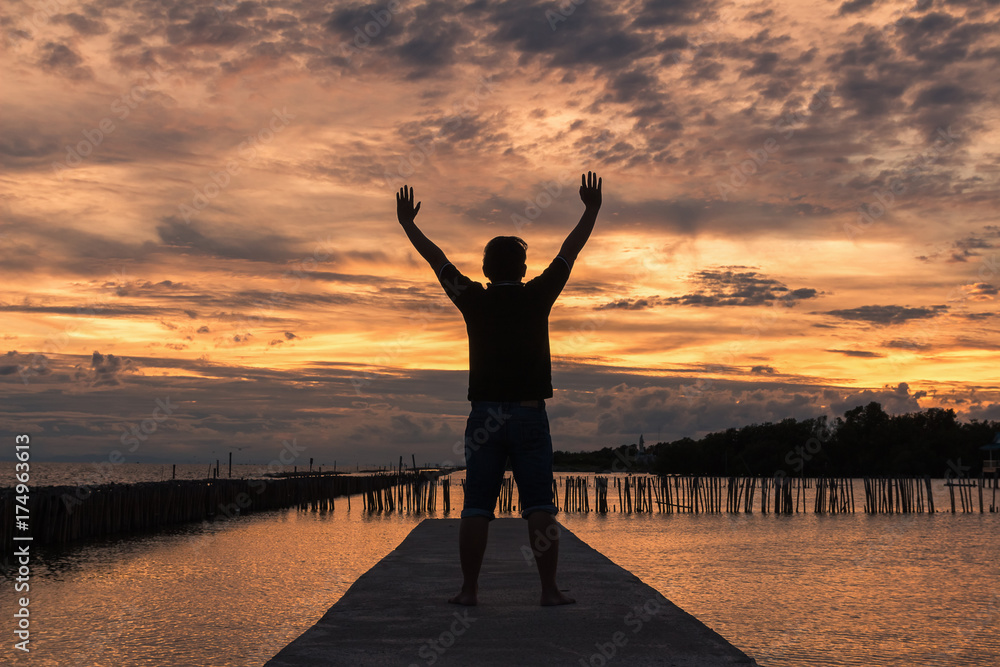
[948,474,956,513]
[979,473,985,514]
[229,452,232,478]
[172,464,176,480]
[990,469,1000,512]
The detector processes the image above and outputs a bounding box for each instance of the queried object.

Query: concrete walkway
[266,518,758,666]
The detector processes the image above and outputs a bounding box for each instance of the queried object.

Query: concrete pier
[266,518,758,666]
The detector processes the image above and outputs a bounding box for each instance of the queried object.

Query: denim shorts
[461,400,558,520]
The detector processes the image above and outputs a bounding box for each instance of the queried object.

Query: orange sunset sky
[1,0,998,465]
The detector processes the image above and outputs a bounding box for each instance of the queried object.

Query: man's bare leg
[449,516,489,606]
[528,511,576,606]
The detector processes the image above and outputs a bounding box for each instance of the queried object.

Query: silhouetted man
[395,172,603,606]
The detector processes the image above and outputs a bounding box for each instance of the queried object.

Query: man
[395,171,603,606]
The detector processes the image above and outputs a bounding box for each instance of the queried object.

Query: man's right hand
[579,171,602,211]
[396,185,421,224]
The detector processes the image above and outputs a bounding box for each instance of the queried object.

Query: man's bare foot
[540,590,576,606]
[448,590,478,606]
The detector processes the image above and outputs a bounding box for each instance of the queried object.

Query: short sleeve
[526,256,572,306]
[437,262,480,308]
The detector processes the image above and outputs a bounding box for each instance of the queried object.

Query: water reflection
[0,474,997,667]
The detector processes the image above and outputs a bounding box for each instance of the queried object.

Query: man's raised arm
[558,171,603,266]
[396,185,448,273]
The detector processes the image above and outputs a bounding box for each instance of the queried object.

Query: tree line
[553,402,998,478]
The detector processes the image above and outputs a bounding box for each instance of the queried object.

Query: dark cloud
[155,217,299,263]
[966,283,998,296]
[839,0,879,14]
[836,69,910,118]
[742,51,780,77]
[392,3,474,78]
[37,42,93,79]
[595,297,659,310]
[830,382,923,415]
[605,197,834,236]
[75,351,137,388]
[948,235,994,262]
[826,349,886,358]
[882,338,931,350]
[0,304,168,317]
[750,365,777,374]
[666,267,820,308]
[830,29,896,69]
[823,304,948,325]
[482,0,649,75]
[912,83,981,108]
[51,13,110,36]
[596,267,820,309]
[164,8,252,46]
[635,0,708,27]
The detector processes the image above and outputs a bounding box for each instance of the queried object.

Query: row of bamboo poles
[443,474,995,516]
[0,472,405,546]
[864,476,934,513]
[362,473,451,513]
[946,472,999,514]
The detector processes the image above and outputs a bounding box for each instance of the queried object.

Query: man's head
[483,236,527,283]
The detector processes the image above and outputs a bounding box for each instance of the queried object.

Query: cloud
[36,42,93,80]
[948,235,995,262]
[826,349,886,358]
[595,297,659,310]
[882,338,931,350]
[74,351,137,387]
[155,217,300,264]
[830,382,923,415]
[823,304,948,325]
[597,267,821,309]
[51,13,110,36]
[838,0,878,14]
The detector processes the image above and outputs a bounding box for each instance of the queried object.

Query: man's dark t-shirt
[437,257,571,401]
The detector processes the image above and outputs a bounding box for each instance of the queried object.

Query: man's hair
[483,236,528,282]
